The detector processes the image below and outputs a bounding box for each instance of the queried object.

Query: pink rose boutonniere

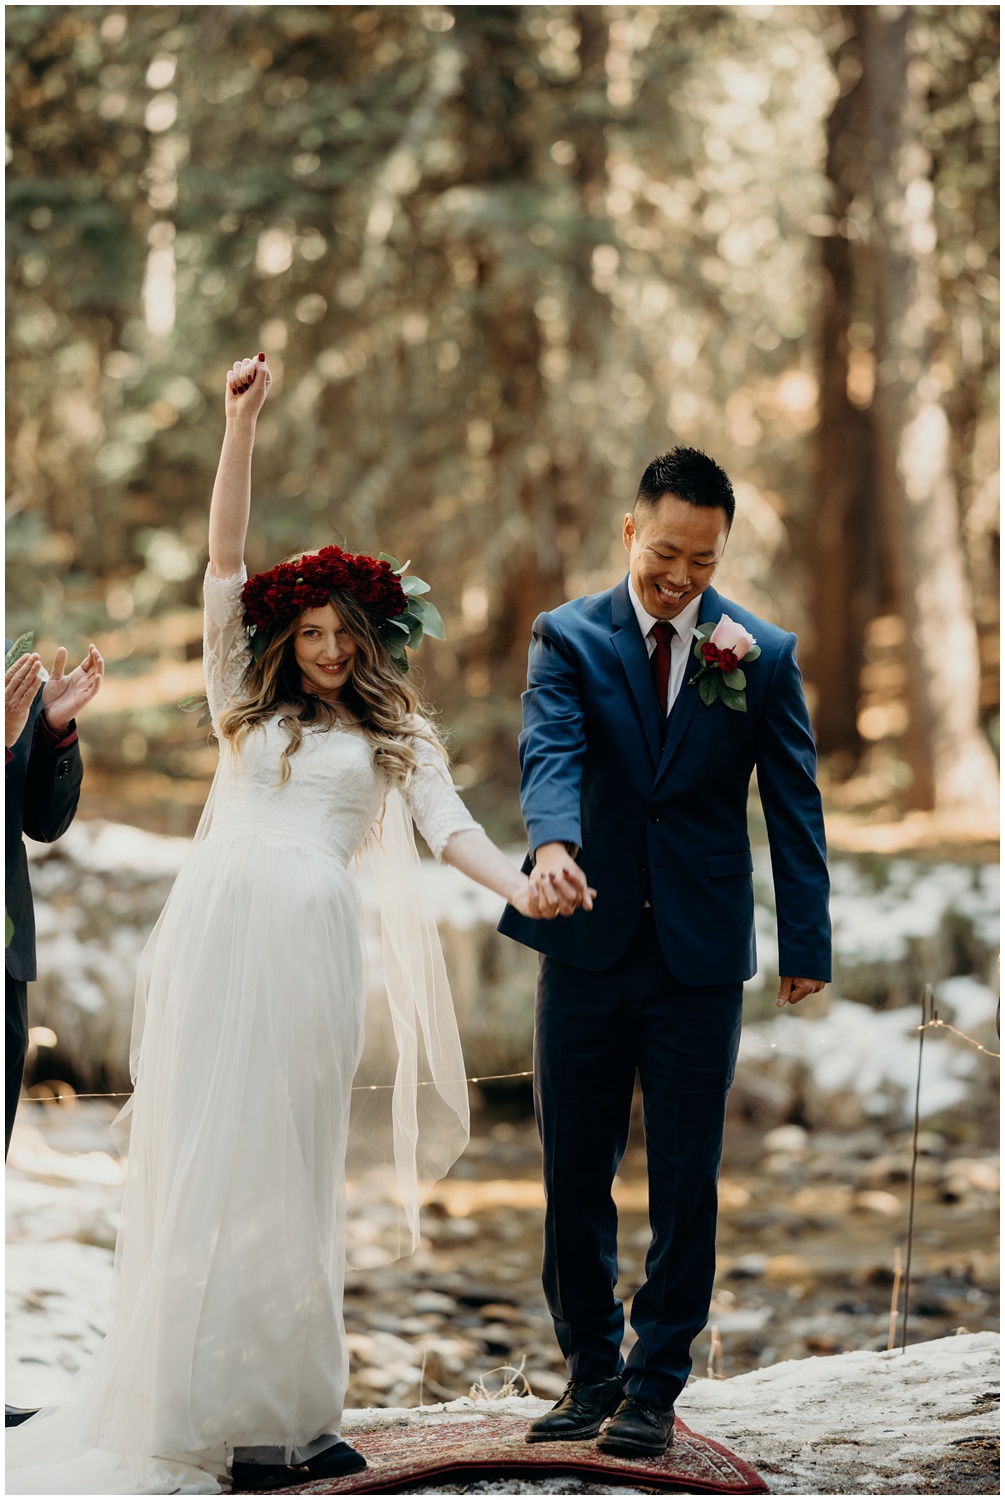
[688,614,760,712]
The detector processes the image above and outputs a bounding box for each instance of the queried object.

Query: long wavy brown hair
[217,560,444,785]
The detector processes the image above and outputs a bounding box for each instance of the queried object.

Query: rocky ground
[7,1097,998,1417]
[334,1105,999,1414]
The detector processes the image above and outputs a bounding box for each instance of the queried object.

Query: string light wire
[24,1009,997,1106]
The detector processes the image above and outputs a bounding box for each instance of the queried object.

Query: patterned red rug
[258,1413,769,1494]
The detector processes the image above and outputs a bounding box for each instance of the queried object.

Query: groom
[499,447,830,1455]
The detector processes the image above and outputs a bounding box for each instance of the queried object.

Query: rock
[763,1254,814,1285]
[452,1285,521,1309]
[727,1253,770,1279]
[853,1190,903,1217]
[477,1302,525,1323]
[762,1124,810,1156]
[727,1061,799,1127]
[410,1290,457,1315]
[941,1158,1000,1198]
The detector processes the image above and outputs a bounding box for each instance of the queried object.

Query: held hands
[225,353,272,424]
[527,842,597,919]
[777,977,826,1008]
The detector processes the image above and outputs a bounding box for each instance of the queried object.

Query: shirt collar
[627,577,702,643]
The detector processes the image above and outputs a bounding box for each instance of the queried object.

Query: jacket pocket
[708,849,754,878]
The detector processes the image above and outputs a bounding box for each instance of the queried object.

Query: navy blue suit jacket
[498,579,831,986]
[5,681,83,984]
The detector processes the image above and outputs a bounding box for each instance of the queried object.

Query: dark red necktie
[650,621,676,716]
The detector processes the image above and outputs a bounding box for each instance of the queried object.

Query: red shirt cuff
[39,714,78,751]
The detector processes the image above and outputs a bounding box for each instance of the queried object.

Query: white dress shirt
[628,579,702,714]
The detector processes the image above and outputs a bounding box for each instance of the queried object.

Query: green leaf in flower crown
[5,632,34,670]
[249,626,268,662]
[385,616,412,636]
[720,685,747,712]
[378,552,408,575]
[401,575,431,597]
[410,596,445,640]
[722,668,746,690]
[743,644,761,662]
[698,671,719,707]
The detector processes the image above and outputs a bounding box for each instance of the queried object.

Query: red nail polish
[258,352,265,360]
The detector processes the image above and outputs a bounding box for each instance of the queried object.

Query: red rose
[719,649,738,674]
[701,642,720,663]
[242,545,412,635]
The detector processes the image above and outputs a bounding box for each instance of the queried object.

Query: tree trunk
[859,6,998,815]
[808,12,884,759]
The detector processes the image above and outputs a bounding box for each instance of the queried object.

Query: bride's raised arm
[208,353,272,578]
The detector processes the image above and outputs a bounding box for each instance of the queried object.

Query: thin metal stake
[887,1246,902,1351]
[706,1323,724,1380]
[900,984,932,1352]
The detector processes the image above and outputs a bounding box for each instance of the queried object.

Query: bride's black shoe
[230,1441,367,1492]
[5,1405,40,1427]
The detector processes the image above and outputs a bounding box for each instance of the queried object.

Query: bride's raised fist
[225,353,272,421]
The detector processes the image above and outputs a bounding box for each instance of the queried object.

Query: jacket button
[640,861,648,877]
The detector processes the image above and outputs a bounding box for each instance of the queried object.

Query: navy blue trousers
[533,909,743,1408]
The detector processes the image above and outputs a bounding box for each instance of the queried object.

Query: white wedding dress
[6,569,476,1495]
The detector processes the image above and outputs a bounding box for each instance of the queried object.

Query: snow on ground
[676,1331,999,1494]
[32,820,1000,958]
[740,980,999,1119]
[332,1333,1001,1494]
[825,859,999,962]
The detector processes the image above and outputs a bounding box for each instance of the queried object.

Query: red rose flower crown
[240,546,445,673]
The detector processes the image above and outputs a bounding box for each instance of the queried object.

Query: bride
[6,353,589,1495]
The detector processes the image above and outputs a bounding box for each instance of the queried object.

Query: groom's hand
[531,843,596,917]
[777,977,826,1008]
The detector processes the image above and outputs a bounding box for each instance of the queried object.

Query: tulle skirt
[6,826,366,1494]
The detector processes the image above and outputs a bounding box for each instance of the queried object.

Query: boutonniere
[688,615,760,712]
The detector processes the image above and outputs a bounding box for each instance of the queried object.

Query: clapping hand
[5,653,44,749]
[225,353,272,423]
[42,645,104,733]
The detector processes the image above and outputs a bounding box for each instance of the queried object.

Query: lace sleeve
[401,725,482,861]
[203,565,250,727]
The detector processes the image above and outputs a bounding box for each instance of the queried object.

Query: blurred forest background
[5,2,1000,841]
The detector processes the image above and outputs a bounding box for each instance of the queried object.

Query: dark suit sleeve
[755,637,832,982]
[21,714,83,845]
[517,613,587,856]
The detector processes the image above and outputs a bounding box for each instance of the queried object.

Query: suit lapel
[610,578,662,768]
[654,586,721,786]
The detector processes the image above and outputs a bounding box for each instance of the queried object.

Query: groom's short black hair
[635,447,735,528]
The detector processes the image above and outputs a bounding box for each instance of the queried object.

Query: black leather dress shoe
[5,1405,40,1428]
[597,1394,676,1456]
[231,1441,366,1492]
[302,1441,367,1479]
[525,1376,624,1443]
